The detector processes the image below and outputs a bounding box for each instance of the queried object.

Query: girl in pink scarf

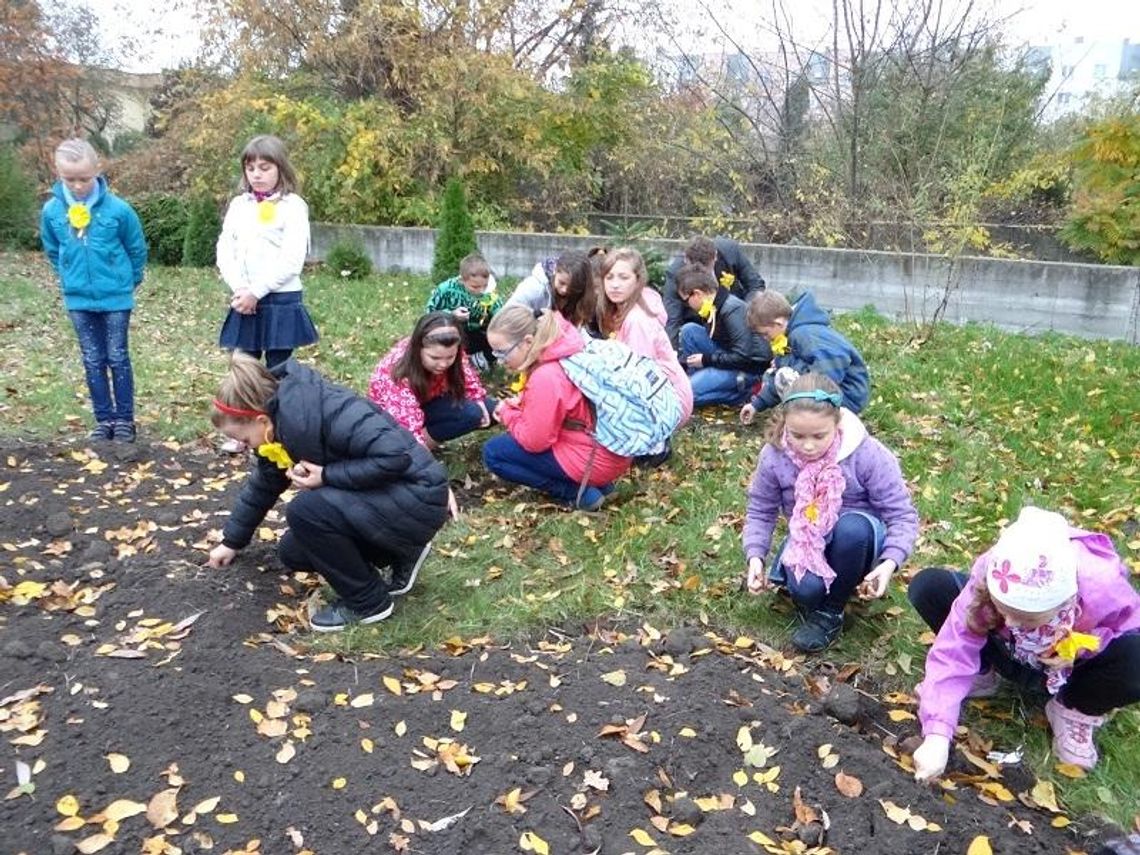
[742,373,918,652]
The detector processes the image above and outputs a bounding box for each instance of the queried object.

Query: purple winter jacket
[742,409,918,568]
[917,527,1140,740]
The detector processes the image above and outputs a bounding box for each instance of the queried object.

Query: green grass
[4,251,1140,825]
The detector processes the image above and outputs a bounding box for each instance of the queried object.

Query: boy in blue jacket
[41,139,147,442]
[739,290,869,424]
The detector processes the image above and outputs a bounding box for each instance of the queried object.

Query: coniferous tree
[181,195,221,267]
[431,177,477,283]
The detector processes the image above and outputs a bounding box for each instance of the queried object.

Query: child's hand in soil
[912,734,950,781]
[208,544,237,568]
[288,461,323,490]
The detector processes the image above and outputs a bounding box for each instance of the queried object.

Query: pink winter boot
[1045,697,1104,769]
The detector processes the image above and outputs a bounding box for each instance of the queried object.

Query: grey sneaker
[310,598,394,633]
[390,542,432,597]
[112,421,137,443]
[88,422,114,441]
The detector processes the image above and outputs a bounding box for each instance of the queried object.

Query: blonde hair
[748,290,792,328]
[597,246,649,337]
[763,372,842,447]
[55,138,100,168]
[459,253,491,279]
[210,352,279,428]
[487,305,562,374]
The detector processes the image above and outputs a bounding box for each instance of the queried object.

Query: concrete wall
[312,224,1140,344]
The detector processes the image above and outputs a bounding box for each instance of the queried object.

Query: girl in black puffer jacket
[206,353,450,632]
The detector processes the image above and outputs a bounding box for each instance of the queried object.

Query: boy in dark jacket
[206,355,450,632]
[663,236,765,348]
[676,264,771,407]
[740,290,870,424]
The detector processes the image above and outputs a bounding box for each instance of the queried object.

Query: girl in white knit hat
[907,506,1140,781]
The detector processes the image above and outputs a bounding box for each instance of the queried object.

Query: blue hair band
[783,390,842,407]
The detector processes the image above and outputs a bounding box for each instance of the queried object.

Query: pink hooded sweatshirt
[916,526,1140,740]
[497,313,631,485]
[618,289,694,424]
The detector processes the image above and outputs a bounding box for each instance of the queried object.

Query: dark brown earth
[0,439,1111,855]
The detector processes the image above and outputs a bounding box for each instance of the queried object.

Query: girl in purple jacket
[743,373,918,653]
[910,506,1140,780]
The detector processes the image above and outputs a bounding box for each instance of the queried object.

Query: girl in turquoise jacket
[41,139,147,442]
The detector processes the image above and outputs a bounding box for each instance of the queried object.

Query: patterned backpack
[560,338,683,458]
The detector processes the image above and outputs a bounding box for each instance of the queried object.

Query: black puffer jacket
[664,237,765,347]
[222,361,449,557]
[703,289,771,374]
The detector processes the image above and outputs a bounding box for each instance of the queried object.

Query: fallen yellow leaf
[76,833,115,854]
[331,777,347,790]
[103,800,147,822]
[395,720,407,737]
[55,817,87,832]
[519,831,550,854]
[966,835,993,855]
[361,738,374,754]
[56,794,81,817]
[383,676,403,695]
[450,710,467,732]
[630,828,657,846]
[106,753,130,774]
[600,669,627,687]
[350,693,374,708]
[215,813,239,824]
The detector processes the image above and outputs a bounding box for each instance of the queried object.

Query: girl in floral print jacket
[368,312,497,450]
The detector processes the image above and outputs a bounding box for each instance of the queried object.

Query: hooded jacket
[505,260,555,313]
[742,408,917,567]
[497,313,631,485]
[618,289,694,424]
[221,361,449,558]
[40,176,147,312]
[752,291,870,412]
[916,529,1140,739]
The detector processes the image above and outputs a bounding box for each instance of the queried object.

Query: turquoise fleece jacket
[41,176,147,312]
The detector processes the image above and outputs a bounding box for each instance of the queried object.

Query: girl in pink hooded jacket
[910,506,1140,780]
[482,305,631,511]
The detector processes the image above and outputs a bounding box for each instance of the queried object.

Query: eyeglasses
[491,340,524,361]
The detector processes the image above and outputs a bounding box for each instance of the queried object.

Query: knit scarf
[1008,601,1085,695]
[780,429,846,591]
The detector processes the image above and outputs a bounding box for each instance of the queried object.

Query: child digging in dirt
[909,506,1140,781]
[206,353,449,632]
[742,373,918,653]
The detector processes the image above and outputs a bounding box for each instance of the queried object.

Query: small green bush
[131,193,188,266]
[0,146,39,250]
[324,238,373,280]
[431,177,478,283]
[181,195,221,267]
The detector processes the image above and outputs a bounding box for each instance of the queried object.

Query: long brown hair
[391,312,468,402]
[552,250,595,328]
[597,247,651,337]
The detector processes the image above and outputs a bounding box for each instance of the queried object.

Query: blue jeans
[679,323,758,407]
[482,433,607,507]
[69,310,134,424]
[423,396,498,443]
[770,511,885,612]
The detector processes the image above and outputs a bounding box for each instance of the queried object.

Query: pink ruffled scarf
[780,429,846,591]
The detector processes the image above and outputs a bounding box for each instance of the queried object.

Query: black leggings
[908,566,1140,716]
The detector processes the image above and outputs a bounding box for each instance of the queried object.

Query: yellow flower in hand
[719,271,735,289]
[1052,630,1100,662]
[804,502,820,524]
[770,333,789,356]
[257,200,277,224]
[698,297,715,319]
[509,372,528,395]
[68,204,91,232]
[256,442,294,470]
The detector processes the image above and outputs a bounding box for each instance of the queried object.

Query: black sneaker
[88,422,114,442]
[633,439,672,469]
[390,542,432,597]
[310,598,393,633]
[790,609,845,653]
[112,421,137,443]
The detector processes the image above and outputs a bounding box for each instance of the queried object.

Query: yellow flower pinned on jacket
[257,200,276,224]
[256,442,294,470]
[509,372,528,395]
[770,333,789,356]
[698,297,715,320]
[804,502,820,524]
[1052,630,1101,662]
[719,271,735,289]
[68,203,91,233]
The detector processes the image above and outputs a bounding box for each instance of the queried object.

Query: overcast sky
[84,0,1140,73]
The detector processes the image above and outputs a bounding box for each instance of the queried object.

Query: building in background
[1031,36,1140,122]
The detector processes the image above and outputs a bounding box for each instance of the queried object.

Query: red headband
[212,398,265,419]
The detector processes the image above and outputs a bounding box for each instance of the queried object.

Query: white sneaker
[390,542,432,597]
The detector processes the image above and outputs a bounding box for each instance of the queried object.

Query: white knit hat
[985,506,1078,612]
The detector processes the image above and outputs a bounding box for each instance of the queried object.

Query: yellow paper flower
[1052,630,1101,662]
[719,271,735,289]
[257,200,276,224]
[698,297,715,319]
[68,204,91,231]
[804,502,819,524]
[509,372,528,395]
[256,442,294,470]
[770,333,789,356]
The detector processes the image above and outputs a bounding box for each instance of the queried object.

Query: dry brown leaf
[834,771,864,798]
[146,789,179,829]
[76,833,115,854]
